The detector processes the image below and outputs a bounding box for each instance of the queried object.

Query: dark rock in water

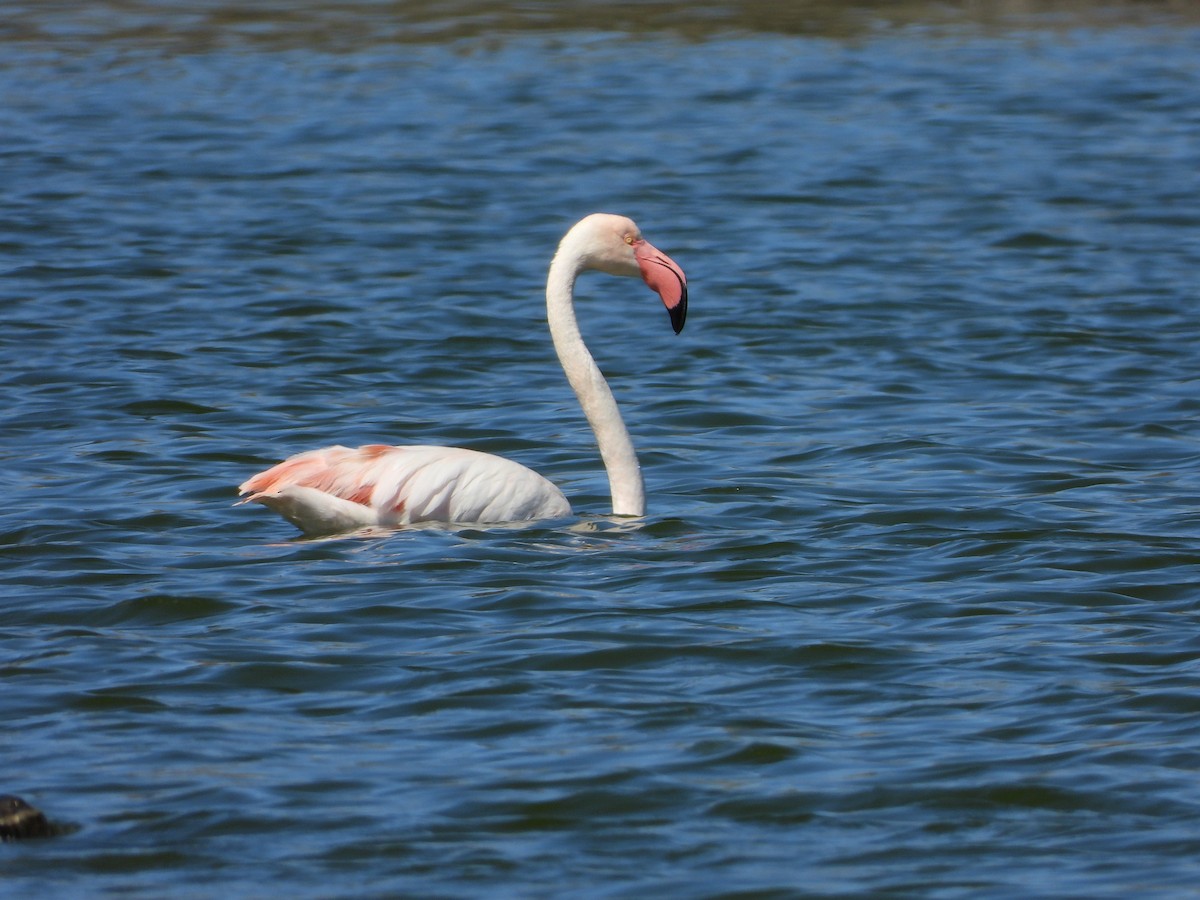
[0,795,59,841]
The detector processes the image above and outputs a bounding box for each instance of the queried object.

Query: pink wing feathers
[239,444,571,536]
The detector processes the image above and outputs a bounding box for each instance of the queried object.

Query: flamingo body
[240,213,687,536]
[239,444,570,535]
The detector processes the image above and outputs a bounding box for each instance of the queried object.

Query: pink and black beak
[634,240,688,334]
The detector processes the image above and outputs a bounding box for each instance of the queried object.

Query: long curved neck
[546,251,645,517]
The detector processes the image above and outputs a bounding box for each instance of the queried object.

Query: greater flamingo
[238,213,688,536]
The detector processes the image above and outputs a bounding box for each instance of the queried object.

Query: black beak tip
[669,287,688,334]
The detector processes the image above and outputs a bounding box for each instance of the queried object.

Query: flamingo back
[239,444,571,535]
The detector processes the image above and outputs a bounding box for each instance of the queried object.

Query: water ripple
[3,10,1200,899]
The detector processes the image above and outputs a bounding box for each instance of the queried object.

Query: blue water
[4,3,1200,896]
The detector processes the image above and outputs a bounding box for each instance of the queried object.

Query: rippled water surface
[4,3,1200,896]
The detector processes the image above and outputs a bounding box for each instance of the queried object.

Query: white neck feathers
[545,235,646,517]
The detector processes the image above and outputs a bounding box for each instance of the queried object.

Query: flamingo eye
[624,233,637,245]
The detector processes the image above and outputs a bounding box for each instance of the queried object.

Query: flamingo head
[567,213,688,334]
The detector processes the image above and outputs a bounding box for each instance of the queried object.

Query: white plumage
[239,213,687,536]
[240,445,570,534]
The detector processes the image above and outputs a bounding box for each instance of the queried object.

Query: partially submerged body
[239,444,571,537]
